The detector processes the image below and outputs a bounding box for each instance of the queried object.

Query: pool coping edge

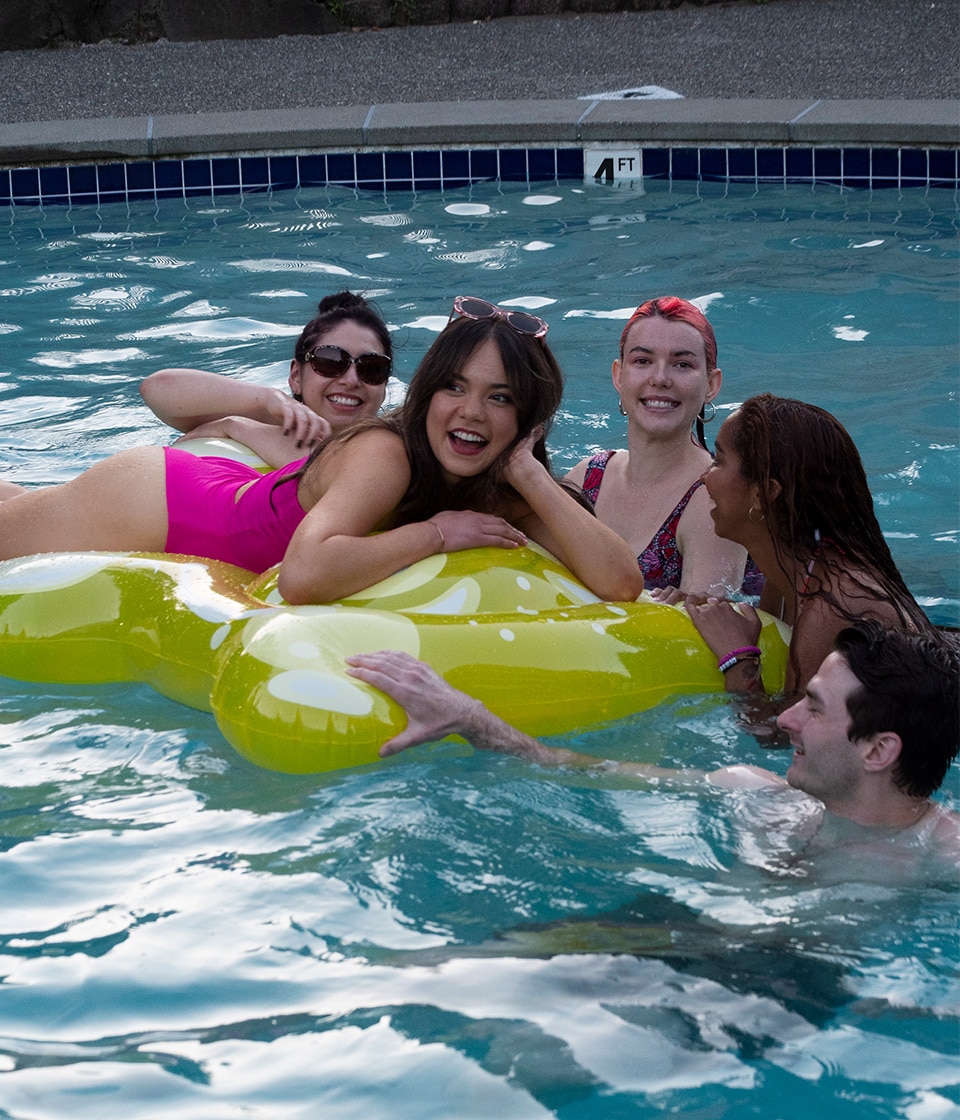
[2,98,958,166]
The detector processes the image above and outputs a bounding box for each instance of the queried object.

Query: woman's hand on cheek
[429,509,527,553]
[502,426,545,490]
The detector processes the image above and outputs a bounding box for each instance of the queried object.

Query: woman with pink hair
[565,296,756,598]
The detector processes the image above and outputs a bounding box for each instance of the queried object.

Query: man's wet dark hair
[835,620,960,798]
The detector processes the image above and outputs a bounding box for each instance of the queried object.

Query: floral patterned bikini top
[581,451,696,589]
[580,450,765,594]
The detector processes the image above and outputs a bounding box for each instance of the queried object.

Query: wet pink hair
[619,296,718,370]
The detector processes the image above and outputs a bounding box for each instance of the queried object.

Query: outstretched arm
[141,368,328,458]
[345,650,783,789]
[346,650,562,760]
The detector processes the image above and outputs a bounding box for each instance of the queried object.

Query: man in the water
[347,620,959,848]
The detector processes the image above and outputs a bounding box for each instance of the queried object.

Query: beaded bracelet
[717,645,761,673]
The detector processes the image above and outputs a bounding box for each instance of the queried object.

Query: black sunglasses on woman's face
[303,345,392,386]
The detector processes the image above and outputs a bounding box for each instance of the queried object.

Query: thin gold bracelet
[429,520,445,554]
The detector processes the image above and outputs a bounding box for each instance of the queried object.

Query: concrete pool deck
[0,0,956,169]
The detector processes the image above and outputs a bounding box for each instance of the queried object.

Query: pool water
[0,180,957,1118]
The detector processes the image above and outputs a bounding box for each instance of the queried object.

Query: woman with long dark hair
[687,393,931,693]
[140,290,394,467]
[0,298,642,606]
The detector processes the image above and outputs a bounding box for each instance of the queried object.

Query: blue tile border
[0,146,957,207]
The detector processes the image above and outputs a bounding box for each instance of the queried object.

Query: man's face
[777,652,864,805]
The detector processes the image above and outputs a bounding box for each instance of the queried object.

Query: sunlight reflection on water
[0,179,956,1117]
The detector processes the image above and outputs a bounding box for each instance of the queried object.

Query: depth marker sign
[585,150,643,184]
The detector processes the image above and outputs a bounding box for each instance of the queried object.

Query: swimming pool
[0,179,957,1117]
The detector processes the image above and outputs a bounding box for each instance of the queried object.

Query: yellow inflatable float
[0,441,790,774]
[0,545,789,774]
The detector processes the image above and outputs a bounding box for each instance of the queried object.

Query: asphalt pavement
[0,0,955,125]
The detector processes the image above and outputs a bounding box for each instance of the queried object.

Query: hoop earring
[748,504,765,523]
[698,400,716,424]
[618,400,627,417]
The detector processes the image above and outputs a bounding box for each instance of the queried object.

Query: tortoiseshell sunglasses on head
[449,296,549,338]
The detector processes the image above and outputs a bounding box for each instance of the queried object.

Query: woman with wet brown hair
[687,393,931,694]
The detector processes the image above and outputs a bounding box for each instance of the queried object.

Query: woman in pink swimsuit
[0,291,393,507]
[565,297,755,597]
[0,298,643,606]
